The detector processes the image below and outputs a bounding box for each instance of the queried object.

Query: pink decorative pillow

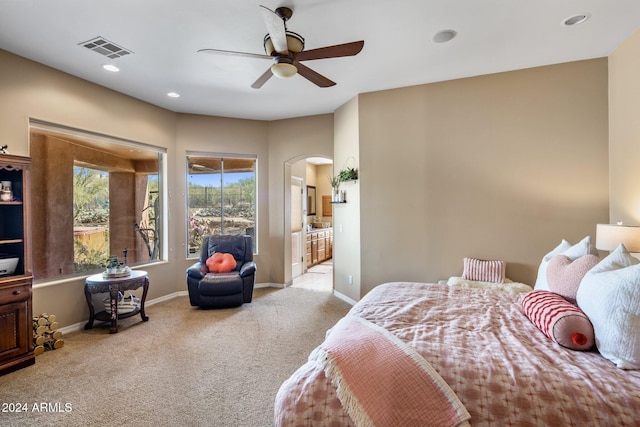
[521,290,594,351]
[206,252,236,273]
[462,258,505,283]
[546,254,600,304]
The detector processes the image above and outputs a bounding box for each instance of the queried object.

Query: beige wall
[334,97,362,301]
[0,42,622,324]
[0,49,334,326]
[267,115,334,285]
[609,29,640,224]
[174,114,270,283]
[357,59,609,295]
[0,50,179,328]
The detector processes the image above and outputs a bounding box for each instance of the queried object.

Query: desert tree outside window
[186,154,257,256]
[72,166,110,273]
[29,119,166,281]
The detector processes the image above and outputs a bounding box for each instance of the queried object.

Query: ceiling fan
[198,5,364,89]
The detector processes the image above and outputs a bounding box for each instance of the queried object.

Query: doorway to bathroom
[288,156,333,292]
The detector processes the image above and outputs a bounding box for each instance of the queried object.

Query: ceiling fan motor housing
[199,5,363,88]
[263,31,305,56]
[274,7,293,22]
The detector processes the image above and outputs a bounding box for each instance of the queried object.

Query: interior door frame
[291,176,304,279]
[283,155,333,287]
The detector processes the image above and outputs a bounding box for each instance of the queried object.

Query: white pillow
[534,237,597,291]
[447,276,533,293]
[576,244,640,369]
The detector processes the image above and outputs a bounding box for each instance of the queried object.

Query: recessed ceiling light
[563,14,590,26]
[102,64,120,72]
[167,92,180,98]
[433,30,457,43]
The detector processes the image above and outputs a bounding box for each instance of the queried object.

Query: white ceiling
[1,0,639,121]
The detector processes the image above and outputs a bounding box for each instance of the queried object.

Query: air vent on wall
[79,36,133,59]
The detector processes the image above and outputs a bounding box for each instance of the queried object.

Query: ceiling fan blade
[296,40,364,61]
[251,67,274,89]
[197,48,271,60]
[295,62,335,88]
[259,5,288,54]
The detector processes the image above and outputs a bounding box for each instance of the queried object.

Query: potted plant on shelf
[328,175,341,202]
[338,167,358,182]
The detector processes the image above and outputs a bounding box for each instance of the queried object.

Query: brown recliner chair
[186,234,256,308]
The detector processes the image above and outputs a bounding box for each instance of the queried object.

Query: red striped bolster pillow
[462,258,506,283]
[521,290,594,351]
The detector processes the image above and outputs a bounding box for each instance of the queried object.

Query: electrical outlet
[348,275,353,284]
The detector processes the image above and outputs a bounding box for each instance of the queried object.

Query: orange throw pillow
[206,252,236,273]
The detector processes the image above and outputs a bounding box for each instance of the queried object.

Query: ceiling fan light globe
[271,62,298,79]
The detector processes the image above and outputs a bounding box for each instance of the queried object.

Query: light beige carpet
[0,287,352,427]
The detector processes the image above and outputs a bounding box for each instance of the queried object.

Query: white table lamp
[595,223,640,252]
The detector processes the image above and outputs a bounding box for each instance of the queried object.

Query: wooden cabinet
[306,228,332,269]
[0,154,34,376]
[322,195,332,217]
[304,233,313,268]
[305,234,312,268]
[311,232,318,265]
[317,231,326,262]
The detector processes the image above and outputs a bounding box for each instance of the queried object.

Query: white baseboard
[58,283,337,335]
[58,291,188,335]
[333,290,357,306]
[256,282,284,289]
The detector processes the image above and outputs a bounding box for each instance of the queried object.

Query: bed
[274,281,640,426]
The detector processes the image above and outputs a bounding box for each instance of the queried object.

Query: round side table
[84,270,149,333]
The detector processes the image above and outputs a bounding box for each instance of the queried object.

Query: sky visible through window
[188,172,253,186]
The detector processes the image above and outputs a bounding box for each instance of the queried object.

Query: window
[187,154,257,256]
[73,166,109,273]
[29,119,166,281]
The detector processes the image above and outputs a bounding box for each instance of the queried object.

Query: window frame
[186,151,258,258]
[28,119,167,283]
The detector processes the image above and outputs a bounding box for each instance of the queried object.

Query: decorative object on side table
[102,291,140,314]
[103,248,131,278]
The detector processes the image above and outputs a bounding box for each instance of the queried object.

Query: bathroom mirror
[306,186,316,216]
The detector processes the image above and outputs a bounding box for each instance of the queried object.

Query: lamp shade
[595,224,640,252]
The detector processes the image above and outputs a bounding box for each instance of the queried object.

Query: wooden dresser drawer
[0,283,31,304]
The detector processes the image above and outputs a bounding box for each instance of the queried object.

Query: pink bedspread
[309,316,469,427]
[274,282,640,426]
